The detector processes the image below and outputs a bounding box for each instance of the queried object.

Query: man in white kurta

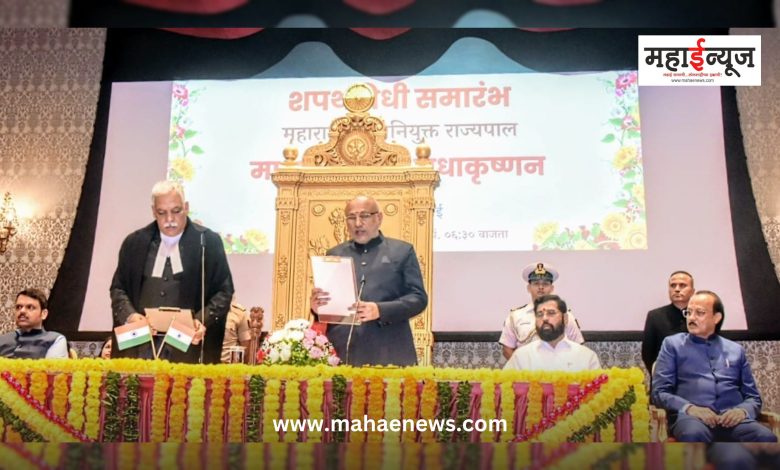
[499,262,584,360]
[504,294,600,371]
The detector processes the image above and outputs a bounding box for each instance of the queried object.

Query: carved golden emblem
[343,83,375,114]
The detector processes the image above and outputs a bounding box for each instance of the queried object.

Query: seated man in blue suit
[652,290,777,442]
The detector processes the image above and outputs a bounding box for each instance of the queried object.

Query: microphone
[199,232,205,364]
[345,274,366,366]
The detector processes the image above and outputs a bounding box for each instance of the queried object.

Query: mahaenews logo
[638,35,761,86]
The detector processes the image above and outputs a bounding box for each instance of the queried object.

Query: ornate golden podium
[271,84,440,365]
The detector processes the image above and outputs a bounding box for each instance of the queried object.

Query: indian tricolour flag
[114,319,152,351]
[164,318,196,352]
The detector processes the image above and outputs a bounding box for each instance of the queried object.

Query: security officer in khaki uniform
[499,262,584,360]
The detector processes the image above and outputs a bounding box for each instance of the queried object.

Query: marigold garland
[117,442,137,470]
[150,373,170,442]
[0,373,87,442]
[0,359,650,444]
[29,372,48,406]
[50,374,69,420]
[499,382,515,441]
[525,382,543,435]
[400,378,419,443]
[491,442,508,469]
[182,442,201,466]
[11,372,27,390]
[480,381,496,443]
[0,399,42,442]
[228,377,246,442]
[515,442,530,467]
[159,442,177,468]
[349,378,367,443]
[383,378,401,443]
[366,376,385,443]
[553,380,569,409]
[262,379,281,442]
[601,421,616,442]
[418,380,438,443]
[167,375,187,442]
[306,377,324,442]
[208,377,227,442]
[402,442,421,468]
[0,444,51,470]
[138,442,156,468]
[628,445,645,469]
[65,371,86,433]
[84,371,103,440]
[42,443,62,467]
[186,377,205,442]
[296,442,315,470]
[282,379,301,443]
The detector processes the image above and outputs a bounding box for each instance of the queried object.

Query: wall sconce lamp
[0,192,18,254]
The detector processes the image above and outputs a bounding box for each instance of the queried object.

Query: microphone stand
[345,275,365,366]
[199,232,205,364]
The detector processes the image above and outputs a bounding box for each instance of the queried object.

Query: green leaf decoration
[601,134,616,143]
[191,145,205,154]
[184,130,197,138]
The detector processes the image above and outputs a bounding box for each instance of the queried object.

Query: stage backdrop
[81,71,745,332]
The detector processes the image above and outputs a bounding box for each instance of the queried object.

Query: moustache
[164,222,179,229]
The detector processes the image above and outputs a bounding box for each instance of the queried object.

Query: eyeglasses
[682,308,709,319]
[345,212,378,223]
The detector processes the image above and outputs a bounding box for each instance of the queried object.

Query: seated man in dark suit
[0,288,68,359]
[653,290,777,442]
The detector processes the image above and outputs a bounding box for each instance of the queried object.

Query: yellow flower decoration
[306,377,324,441]
[168,374,187,441]
[29,371,48,405]
[632,183,645,207]
[480,381,496,442]
[620,223,648,250]
[228,377,246,442]
[350,378,367,443]
[282,379,300,443]
[186,377,206,442]
[366,376,385,443]
[151,374,170,442]
[84,371,103,440]
[245,229,270,252]
[51,373,69,419]
[66,371,86,433]
[208,377,226,442]
[533,222,559,245]
[418,380,437,443]
[601,213,629,240]
[401,377,419,443]
[171,157,194,181]
[262,380,281,442]
[612,146,637,170]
